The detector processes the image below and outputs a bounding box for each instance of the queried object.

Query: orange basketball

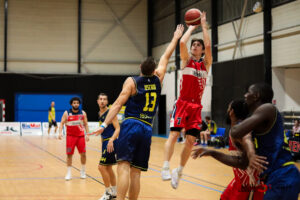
[184,8,201,26]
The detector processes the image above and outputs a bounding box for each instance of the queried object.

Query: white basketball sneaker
[98,192,113,200]
[161,167,171,181]
[65,171,72,181]
[80,170,86,179]
[171,168,181,189]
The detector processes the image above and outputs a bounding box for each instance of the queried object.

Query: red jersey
[179,58,207,104]
[229,136,260,187]
[66,109,85,137]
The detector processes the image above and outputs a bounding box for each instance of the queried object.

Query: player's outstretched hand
[248,153,268,173]
[88,127,104,136]
[174,24,184,39]
[85,135,90,142]
[191,147,212,159]
[58,133,63,140]
[200,11,207,25]
[107,139,114,153]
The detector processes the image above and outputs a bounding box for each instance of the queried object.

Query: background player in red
[58,97,90,181]
[161,11,212,189]
[192,99,268,200]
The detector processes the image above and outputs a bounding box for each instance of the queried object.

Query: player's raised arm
[155,24,184,83]
[179,25,198,65]
[200,11,212,71]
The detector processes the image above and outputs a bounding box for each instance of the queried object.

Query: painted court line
[87,145,223,193]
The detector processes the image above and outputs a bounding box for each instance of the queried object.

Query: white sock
[81,165,85,172]
[111,186,117,195]
[67,166,72,174]
[178,165,184,174]
[105,187,110,193]
[163,161,170,169]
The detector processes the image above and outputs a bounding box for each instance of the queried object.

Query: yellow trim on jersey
[124,117,152,127]
[282,161,295,167]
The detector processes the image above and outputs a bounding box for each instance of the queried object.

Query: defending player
[90,25,184,200]
[230,83,300,200]
[97,93,120,200]
[193,99,268,200]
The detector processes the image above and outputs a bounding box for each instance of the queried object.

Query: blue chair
[212,127,226,137]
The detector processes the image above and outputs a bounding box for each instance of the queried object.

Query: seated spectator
[200,116,217,145]
[178,128,186,143]
[292,119,300,136]
[194,120,208,146]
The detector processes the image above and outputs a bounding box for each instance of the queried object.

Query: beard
[72,106,79,111]
[225,112,231,125]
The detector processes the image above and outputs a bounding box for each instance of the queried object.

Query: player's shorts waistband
[124,117,152,127]
[178,97,202,105]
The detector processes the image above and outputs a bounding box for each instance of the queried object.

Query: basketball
[185,8,201,26]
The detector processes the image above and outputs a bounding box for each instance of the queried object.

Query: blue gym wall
[15,94,82,122]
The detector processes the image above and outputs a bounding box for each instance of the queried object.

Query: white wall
[218,12,264,62]
[272,0,300,68]
[1,0,147,74]
[273,68,300,112]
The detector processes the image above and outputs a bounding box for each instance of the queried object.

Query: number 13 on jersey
[143,92,157,112]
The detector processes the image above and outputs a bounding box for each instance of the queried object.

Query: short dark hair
[231,99,249,120]
[98,93,108,99]
[190,38,205,57]
[141,57,156,76]
[70,97,81,105]
[251,83,274,103]
[205,116,211,120]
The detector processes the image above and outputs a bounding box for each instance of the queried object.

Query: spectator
[194,120,208,146]
[200,116,217,145]
[292,119,300,136]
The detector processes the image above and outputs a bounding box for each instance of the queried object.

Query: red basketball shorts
[221,178,264,200]
[170,98,202,131]
[66,135,86,155]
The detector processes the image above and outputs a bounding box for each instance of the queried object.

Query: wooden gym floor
[0,135,299,200]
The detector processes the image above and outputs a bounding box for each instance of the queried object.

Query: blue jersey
[253,108,294,177]
[124,75,161,126]
[99,109,115,140]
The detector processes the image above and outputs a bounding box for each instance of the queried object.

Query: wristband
[100,122,107,129]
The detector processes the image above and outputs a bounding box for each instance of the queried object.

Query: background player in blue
[97,93,120,200]
[91,25,184,200]
[230,83,300,200]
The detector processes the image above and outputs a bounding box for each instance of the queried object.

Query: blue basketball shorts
[116,119,152,171]
[99,138,117,166]
[263,164,300,200]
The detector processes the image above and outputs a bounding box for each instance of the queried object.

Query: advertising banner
[21,122,42,135]
[0,122,21,135]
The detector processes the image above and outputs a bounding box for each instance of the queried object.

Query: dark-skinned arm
[231,104,275,140]
[192,147,249,169]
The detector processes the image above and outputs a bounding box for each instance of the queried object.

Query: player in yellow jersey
[48,101,58,135]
